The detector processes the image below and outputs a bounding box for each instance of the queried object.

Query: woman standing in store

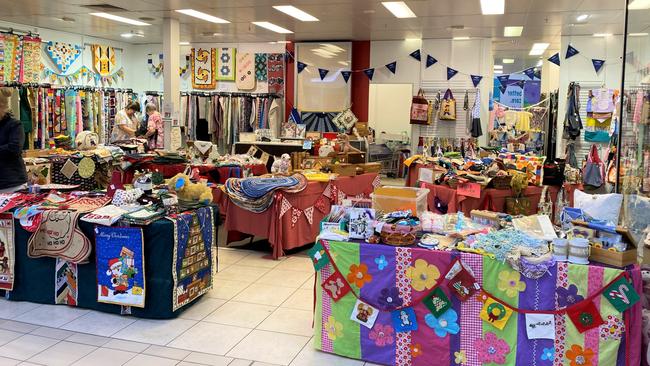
[111,101,141,142]
[0,88,28,193]
[144,103,164,149]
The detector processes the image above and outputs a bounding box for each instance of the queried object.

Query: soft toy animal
[166,173,213,205]
[271,154,291,175]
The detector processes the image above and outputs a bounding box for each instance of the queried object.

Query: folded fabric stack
[225,174,307,212]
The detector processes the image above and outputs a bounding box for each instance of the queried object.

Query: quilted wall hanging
[191,47,217,89]
[170,206,215,311]
[267,53,285,95]
[255,53,268,81]
[216,47,236,81]
[302,111,339,132]
[21,36,41,83]
[313,240,642,366]
[91,44,116,77]
[236,52,256,90]
[0,33,22,83]
[55,258,78,306]
[95,226,146,308]
[0,213,15,291]
[46,41,82,73]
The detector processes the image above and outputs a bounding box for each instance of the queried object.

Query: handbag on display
[410,89,430,125]
[505,196,531,216]
[542,159,565,186]
[574,190,623,225]
[333,108,358,132]
[537,185,552,217]
[583,144,605,188]
[439,89,457,121]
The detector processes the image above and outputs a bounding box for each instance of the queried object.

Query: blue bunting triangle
[523,67,536,80]
[566,45,579,59]
[341,71,352,83]
[497,74,510,87]
[409,49,421,61]
[385,61,397,74]
[499,84,506,94]
[534,69,542,79]
[592,59,605,73]
[470,75,483,88]
[515,79,525,89]
[297,61,307,73]
[447,67,458,80]
[426,55,437,68]
[318,68,329,80]
[548,53,560,66]
[363,68,375,81]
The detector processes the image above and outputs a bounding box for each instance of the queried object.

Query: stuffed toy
[271,154,291,175]
[166,173,213,205]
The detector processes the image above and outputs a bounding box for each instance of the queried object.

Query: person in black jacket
[0,88,28,193]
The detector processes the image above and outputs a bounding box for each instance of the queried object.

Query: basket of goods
[379,215,421,246]
[489,172,512,190]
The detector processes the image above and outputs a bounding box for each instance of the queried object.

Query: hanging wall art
[236,52,256,90]
[0,33,22,83]
[216,47,236,81]
[267,53,285,95]
[21,36,41,83]
[191,47,217,89]
[255,53,268,81]
[91,44,117,77]
[46,41,82,73]
[0,214,15,291]
[95,226,146,308]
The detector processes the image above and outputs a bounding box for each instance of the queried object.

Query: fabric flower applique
[599,314,625,341]
[220,66,230,75]
[565,344,594,366]
[454,350,467,364]
[368,323,394,347]
[425,308,460,337]
[378,287,404,309]
[497,269,526,298]
[474,332,511,364]
[556,284,585,308]
[375,255,388,270]
[324,316,343,340]
[410,343,423,358]
[406,258,440,291]
[540,347,554,361]
[347,263,372,288]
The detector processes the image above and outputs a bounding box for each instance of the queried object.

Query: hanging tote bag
[439,89,457,120]
[410,89,430,125]
[582,144,605,188]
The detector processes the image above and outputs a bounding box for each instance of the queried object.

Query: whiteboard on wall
[368,83,412,141]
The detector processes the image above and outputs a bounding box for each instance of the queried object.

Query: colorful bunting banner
[470,75,483,87]
[391,307,418,332]
[363,68,375,80]
[318,68,329,80]
[341,71,352,83]
[523,67,536,80]
[385,61,397,74]
[592,59,606,73]
[566,45,580,59]
[409,49,421,61]
[308,241,330,270]
[446,67,458,80]
[603,277,640,312]
[297,61,307,74]
[426,55,437,68]
[497,74,510,87]
[548,53,561,66]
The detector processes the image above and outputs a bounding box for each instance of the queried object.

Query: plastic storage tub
[371,186,430,217]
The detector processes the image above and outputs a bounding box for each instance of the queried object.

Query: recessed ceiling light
[453,36,470,40]
[382,2,416,18]
[576,14,589,22]
[630,32,649,36]
[179,41,190,45]
[504,26,523,37]
[502,58,515,64]
[120,31,145,38]
[493,65,503,70]
[593,33,612,37]
[252,21,293,34]
[273,5,319,21]
[494,70,503,74]
[529,42,550,55]
[629,0,650,9]
[480,0,505,15]
[90,13,150,26]
[175,9,229,23]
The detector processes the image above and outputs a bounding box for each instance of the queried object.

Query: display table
[234,141,307,171]
[123,161,267,185]
[314,240,642,366]
[214,173,380,259]
[5,208,219,319]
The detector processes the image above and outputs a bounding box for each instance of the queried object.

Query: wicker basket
[379,222,420,246]
[490,175,512,190]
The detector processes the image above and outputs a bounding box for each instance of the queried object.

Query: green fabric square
[308,241,330,271]
[604,277,640,313]
[423,287,451,317]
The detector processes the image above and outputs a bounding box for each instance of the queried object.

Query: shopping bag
[438,89,456,120]
[582,144,604,188]
[410,89,430,125]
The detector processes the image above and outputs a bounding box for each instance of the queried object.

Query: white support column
[162,17,180,150]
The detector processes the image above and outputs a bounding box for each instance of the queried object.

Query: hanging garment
[470,89,482,138]
[563,82,582,140]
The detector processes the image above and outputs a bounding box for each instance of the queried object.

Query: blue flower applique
[541,347,554,361]
[425,309,460,338]
[375,255,388,270]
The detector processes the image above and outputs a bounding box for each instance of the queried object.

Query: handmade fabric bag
[410,89,430,124]
[574,190,623,224]
[583,144,605,187]
[439,89,457,120]
[505,196,531,216]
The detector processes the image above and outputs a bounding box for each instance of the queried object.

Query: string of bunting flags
[546,43,619,74]
[42,65,125,86]
[146,53,191,77]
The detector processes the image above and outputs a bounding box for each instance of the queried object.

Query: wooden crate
[331,163,357,176]
[572,220,638,267]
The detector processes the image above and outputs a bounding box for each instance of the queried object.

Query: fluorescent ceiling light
[120,32,144,38]
[593,33,612,37]
[502,58,515,64]
[493,65,503,70]
[179,41,190,45]
[382,2,417,18]
[630,32,649,36]
[629,0,650,9]
[494,70,503,74]
[453,36,470,40]
[273,5,319,21]
[576,14,589,22]
[480,0,505,15]
[529,42,550,55]
[405,37,421,41]
[90,13,150,26]
[504,26,523,37]
[252,21,293,34]
[175,9,229,23]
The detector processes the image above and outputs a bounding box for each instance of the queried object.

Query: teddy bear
[166,173,213,205]
[271,154,291,175]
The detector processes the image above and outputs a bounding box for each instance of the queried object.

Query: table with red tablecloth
[214,173,381,258]
[122,161,267,184]
[407,163,580,216]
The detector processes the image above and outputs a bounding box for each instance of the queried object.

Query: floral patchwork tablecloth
[313,240,642,366]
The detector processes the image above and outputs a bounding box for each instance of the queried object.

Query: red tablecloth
[215,173,379,258]
[123,162,267,184]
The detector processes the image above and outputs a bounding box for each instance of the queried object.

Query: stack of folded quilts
[225,174,307,212]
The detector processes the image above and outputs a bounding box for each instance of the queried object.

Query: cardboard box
[572,220,638,267]
[372,186,429,217]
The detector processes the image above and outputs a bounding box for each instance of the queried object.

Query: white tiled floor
[0,247,378,366]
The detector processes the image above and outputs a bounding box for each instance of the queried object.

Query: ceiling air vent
[80,4,128,12]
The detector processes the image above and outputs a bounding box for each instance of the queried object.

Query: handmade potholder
[60,159,78,180]
[46,42,82,73]
[77,157,96,179]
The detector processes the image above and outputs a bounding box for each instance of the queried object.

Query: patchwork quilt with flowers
[314,240,642,366]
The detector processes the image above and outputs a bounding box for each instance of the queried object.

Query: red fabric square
[321,270,352,302]
[567,300,604,333]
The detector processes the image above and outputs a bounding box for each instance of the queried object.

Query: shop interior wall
[368,39,493,152]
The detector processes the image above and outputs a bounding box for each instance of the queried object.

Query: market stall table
[214,173,380,259]
[122,162,267,184]
[313,240,642,366]
[3,207,219,319]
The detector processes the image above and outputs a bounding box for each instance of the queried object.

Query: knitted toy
[166,173,213,205]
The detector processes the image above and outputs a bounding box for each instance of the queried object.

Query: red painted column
[351,40,371,122]
[285,42,295,118]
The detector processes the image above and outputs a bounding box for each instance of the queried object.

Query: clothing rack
[1,82,133,93]
[179,91,280,98]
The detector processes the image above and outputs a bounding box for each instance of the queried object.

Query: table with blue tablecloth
[4,207,219,319]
